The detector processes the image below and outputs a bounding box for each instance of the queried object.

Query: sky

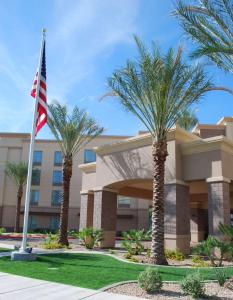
[0,0,232,138]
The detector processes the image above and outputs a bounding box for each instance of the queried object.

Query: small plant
[224,276,233,291]
[76,228,103,249]
[180,272,205,298]
[42,233,64,249]
[138,267,163,293]
[124,252,132,259]
[215,268,228,287]
[165,249,185,261]
[191,255,210,267]
[122,230,149,256]
[146,248,151,258]
[0,228,6,235]
[192,235,232,267]
[130,256,139,263]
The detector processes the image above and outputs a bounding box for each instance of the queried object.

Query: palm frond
[175,0,233,73]
[105,38,229,140]
[47,102,104,157]
[5,161,28,186]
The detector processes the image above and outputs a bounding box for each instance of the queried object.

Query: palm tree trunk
[58,155,72,246]
[14,185,23,233]
[150,139,168,265]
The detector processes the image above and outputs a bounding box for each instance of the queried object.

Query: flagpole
[20,29,46,253]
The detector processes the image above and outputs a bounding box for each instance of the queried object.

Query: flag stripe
[30,40,47,135]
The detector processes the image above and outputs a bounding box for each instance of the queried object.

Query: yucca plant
[47,102,104,246]
[5,162,28,233]
[175,0,233,73]
[105,37,230,264]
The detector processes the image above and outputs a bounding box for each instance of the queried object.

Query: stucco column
[207,177,231,238]
[164,182,190,254]
[79,192,94,230]
[93,188,117,248]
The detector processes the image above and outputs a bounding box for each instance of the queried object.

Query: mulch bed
[106,282,233,299]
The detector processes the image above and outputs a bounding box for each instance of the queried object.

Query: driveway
[0,272,144,300]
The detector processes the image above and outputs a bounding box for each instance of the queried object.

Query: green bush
[192,235,232,267]
[180,272,205,298]
[138,267,163,293]
[215,268,228,287]
[191,255,210,267]
[0,228,6,235]
[122,230,149,255]
[165,249,185,261]
[42,233,64,249]
[76,228,103,249]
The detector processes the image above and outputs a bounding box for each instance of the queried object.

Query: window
[51,190,62,206]
[50,216,60,232]
[30,190,40,206]
[29,216,37,230]
[31,169,41,185]
[54,151,62,166]
[84,149,96,164]
[53,170,62,186]
[33,151,42,166]
[118,197,131,208]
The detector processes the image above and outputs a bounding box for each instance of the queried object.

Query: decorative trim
[78,162,96,173]
[181,135,233,156]
[165,179,189,187]
[80,190,94,195]
[94,126,198,156]
[206,176,231,183]
[93,187,118,193]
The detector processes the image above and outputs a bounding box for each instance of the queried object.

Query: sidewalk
[0,272,145,300]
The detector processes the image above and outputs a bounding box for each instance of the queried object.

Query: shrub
[122,230,149,255]
[76,228,103,249]
[42,233,64,249]
[180,272,205,298]
[0,228,6,235]
[165,249,185,261]
[191,255,210,267]
[215,268,228,287]
[192,235,232,267]
[138,267,163,293]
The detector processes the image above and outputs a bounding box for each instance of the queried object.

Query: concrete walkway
[0,272,145,300]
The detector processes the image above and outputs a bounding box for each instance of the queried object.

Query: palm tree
[106,38,231,264]
[47,102,104,246]
[178,109,198,131]
[5,162,28,233]
[175,0,233,73]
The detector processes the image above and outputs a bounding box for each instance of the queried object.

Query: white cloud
[48,0,140,99]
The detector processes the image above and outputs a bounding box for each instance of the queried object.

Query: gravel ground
[106,282,233,299]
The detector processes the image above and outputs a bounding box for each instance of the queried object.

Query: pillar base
[165,234,190,255]
[100,231,115,248]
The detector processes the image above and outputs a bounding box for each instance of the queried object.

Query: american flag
[31,40,47,135]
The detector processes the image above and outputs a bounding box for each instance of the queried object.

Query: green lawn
[0,248,11,252]
[0,253,233,289]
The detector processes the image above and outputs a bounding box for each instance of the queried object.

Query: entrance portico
[79,121,233,254]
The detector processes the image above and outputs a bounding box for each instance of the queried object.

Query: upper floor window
[30,190,40,206]
[84,149,96,164]
[54,151,62,166]
[31,169,41,185]
[33,151,42,166]
[51,190,62,206]
[118,197,131,208]
[53,170,62,186]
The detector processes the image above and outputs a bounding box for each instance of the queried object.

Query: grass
[0,248,11,252]
[0,253,233,289]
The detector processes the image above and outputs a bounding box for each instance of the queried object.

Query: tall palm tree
[175,0,233,73]
[106,38,231,264]
[5,162,28,233]
[178,109,198,131]
[47,102,104,246]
